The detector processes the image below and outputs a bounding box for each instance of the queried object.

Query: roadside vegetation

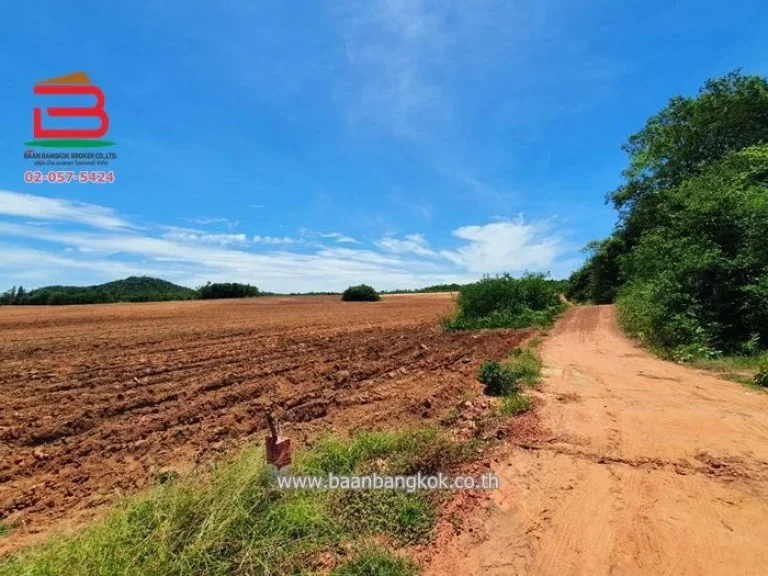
[478,344,541,417]
[341,284,381,302]
[566,71,768,373]
[755,364,768,388]
[686,355,768,388]
[0,429,470,576]
[443,273,564,330]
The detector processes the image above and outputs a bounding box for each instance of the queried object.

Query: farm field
[0,294,529,555]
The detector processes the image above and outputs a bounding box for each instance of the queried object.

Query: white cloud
[377,233,437,257]
[440,219,562,274]
[252,235,300,245]
[0,192,574,292]
[320,232,358,244]
[187,217,229,225]
[163,229,248,245]
[185,216,240,228]
[0,190,132,230]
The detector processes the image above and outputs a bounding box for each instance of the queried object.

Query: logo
[26,72,114,148]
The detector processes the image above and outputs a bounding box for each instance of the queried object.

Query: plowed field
[0,294,529,554]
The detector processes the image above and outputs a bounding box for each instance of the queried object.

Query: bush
[341,284,380,302]
[478,361,519,396]
[755,370,768,388]
[198,282,259,300]
[755,357,768,388]
[444,273,564,330]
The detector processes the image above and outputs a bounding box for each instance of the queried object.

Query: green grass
[505,345,543,387]
[0,521,11,539]
[442,307,563,331]
[688,354,765,373]
[687,354,768,389]
[477,344,539,417]
[333,547,418,575]
[500,393,532,416]
[497,345,539,415]
[0,428,470,576]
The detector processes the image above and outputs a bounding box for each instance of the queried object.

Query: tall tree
[612,71,768,244]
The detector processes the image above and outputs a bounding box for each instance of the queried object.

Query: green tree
[198,282,260,300]
[612,71,768,212]
[341,284,380,302]
[570,71,768,305]
[618,146,768,353]
[566,238,626,304]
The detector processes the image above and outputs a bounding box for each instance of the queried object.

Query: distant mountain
[1,276,197,305]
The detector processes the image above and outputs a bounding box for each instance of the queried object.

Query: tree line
[0,277,262,306]
[567,71,768,359]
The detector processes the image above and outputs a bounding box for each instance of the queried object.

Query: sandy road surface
[429,305,768,575]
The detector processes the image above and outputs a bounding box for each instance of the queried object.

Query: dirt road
[429,305,768,575]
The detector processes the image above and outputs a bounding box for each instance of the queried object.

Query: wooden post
[265,413,292,470]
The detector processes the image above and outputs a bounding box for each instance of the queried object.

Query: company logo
[26,72,114,148]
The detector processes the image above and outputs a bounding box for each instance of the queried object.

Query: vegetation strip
[564,71,768,387]
[0,429,473,575]
[442,273,565,331]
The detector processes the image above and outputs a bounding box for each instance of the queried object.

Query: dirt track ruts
[428,305,768,575]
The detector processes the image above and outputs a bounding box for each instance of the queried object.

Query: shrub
[198,282,259,300]
[478,361,518,396]
[341,284,380,302]
[755,357,768,388]
[444,273,564,331]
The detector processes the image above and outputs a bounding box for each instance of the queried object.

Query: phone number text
[24,171,115,184]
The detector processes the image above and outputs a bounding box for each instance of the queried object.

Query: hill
[0,276,197,305]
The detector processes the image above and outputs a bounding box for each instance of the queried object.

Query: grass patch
[477,344,540,418]
[442,273,564,331]
[0,428,469,576]
[506,345,542,387]
[688,354,765,373]
[500,392,532,416]
[477,346,542,397]
[333,547,418,575]
[677,354,768,390]
[0,521,12,539]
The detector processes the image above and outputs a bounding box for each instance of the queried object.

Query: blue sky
[1,1,767,292]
